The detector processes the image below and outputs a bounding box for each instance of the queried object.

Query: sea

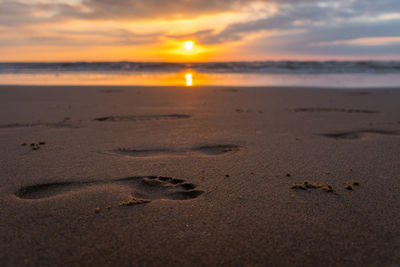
[1,61,400,87]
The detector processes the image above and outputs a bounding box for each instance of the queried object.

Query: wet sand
[0,85,399,266]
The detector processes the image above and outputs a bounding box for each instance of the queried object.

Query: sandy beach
[0,85,399,266]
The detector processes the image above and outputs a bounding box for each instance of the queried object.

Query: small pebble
[95,208,101,213]
[291,184,307,190]
[32,145,40,151]
[303,181,322,189]
[286,173,291,177]
[119,198,150,206]
[39,141,46,145]
[353,182,360,186]
[323,185,334,193]
[21,143,27,146]
[345,185,353,190]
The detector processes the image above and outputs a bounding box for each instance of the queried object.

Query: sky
[0,0,400,62]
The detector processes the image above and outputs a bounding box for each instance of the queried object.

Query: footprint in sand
[294,108,378,114]
[94,114,191,122]
[345,91,371,96]
[320,129,399,140]
[98,89,124,94]
[0,118,78,129]
[191,144,240,155]
[15,176,204,205]
[110,144,240,157]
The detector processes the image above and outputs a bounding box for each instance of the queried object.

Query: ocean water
[1,61,400,87]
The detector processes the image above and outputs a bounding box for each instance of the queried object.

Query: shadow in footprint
[113,148,175,157]
[15,176,204,205]
[114,148,173,157]
[294,108,378,114]
[320,129,399,140]
[15,181,92,199]
[345,92,371,96]
[219,89,238,93]
[111,144,240,157]
[99,89,124,94]
[191,144,240,155]
[0,118,78,129]
[95,114,191,122]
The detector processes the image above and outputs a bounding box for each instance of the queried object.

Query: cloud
[189,0,400,44]
[0,0,79,26]
[0,0,358,25]
[0,0,260,25]
[313,37,400,47]
[236,19,400,57]
[1,0,400,58]
[78,0,256,19]
[1,0,400,26]
[0,26,160,46]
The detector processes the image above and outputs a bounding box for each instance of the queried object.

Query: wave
[1,61,400,74]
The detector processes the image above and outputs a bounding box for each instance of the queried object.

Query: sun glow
[159,39,214,61]
[184,41,194,51]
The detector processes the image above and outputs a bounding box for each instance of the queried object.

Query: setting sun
[161,39,211,60]
[184,41,194,51]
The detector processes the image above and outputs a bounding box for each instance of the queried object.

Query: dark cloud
[0,0,354,25]
[0,1,78,26]
[228,19,400,57]
[78,0,256,19]
[193,0,400,44]
[1,0,399,26]
[0,0,259,25]
[77,0,400,22]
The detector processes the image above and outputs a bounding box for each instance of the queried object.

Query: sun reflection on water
[185,73,193,86]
